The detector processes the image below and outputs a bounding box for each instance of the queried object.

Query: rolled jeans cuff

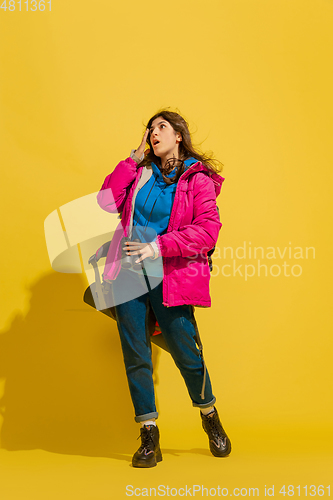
[192,396,216,409]
[135,411,159,423]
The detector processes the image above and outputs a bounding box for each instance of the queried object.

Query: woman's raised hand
[135,128,150,159]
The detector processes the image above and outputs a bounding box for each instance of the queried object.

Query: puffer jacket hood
[181,161,224,197]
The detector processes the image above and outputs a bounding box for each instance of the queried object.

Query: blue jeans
[112,268,216,423]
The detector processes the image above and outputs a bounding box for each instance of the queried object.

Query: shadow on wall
[0,272,161,459]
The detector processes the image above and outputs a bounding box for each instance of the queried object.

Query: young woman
[97,110,231,467]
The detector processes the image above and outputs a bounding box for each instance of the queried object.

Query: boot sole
[132,449,163,468]
[210,442,232,457]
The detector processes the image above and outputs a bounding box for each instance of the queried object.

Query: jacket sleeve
[96,155,139,213]
[156,172,223,258]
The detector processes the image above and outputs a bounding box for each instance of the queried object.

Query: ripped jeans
[112,267,216,422]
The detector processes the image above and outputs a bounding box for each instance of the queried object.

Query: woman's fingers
[134,245,154,262]
[139,129,149,150]
[124,241,142,249]
[142,127,150,144]
[124,245,147,254]
[122,241,154,261]
[135,129,150,158]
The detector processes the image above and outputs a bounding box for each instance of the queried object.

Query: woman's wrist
[149,241,159,260]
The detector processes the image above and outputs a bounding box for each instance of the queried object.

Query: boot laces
[207,414,227,446]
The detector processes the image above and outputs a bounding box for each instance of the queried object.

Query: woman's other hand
[123,241,154,263]
[134,128,150,159]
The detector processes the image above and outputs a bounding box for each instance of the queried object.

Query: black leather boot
[201,407,232,457]
[132,425,163,468]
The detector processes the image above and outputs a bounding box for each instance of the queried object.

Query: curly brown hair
[138,109,224,185]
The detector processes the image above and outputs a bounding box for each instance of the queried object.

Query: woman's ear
[176,132,182,143]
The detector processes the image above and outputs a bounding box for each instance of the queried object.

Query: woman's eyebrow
[150,121,167,130]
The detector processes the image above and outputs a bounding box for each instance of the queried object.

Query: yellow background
[0,0,332,498]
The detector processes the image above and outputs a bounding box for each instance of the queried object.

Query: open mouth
[153,140,160,146]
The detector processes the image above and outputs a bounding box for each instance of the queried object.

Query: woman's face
[149,116,182,159]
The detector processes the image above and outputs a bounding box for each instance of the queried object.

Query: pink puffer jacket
[97,156,225,307]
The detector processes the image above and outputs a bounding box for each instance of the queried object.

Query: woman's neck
[159,154,180,171]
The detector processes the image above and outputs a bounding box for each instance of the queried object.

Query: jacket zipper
[162,161,202,307]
